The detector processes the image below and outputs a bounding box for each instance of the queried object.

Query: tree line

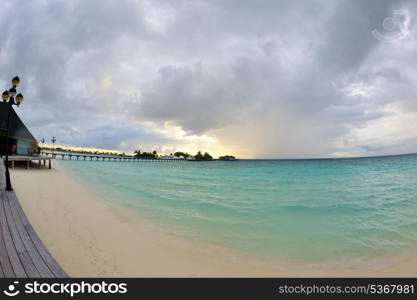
[133,149,235,160]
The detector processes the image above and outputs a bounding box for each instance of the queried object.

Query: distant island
[131,149,237,161]
[218,155,237,161]
[135,150,237,161]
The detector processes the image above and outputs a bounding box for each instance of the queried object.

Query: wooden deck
[8,155,53,169]
[0,160,67,277]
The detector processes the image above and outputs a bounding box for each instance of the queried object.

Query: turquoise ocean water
[60,154,417,265]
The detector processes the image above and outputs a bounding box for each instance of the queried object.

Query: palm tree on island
[174,151,191,159]
[133,149,159,159]
[193,151,213,160]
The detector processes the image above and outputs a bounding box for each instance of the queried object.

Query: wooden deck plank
[0,162,37,277]
[0,259,4,277]
[3,195,40,277]
[6,191,54,277]
[0,225,14,277]
[0,201,15,277]
[10,192,67,277]
[0,189,26,277]
[0,163,26,278]
[0,168,15,278]
[0,158,67,278]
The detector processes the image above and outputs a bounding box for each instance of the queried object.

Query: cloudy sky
[1,0,417,158]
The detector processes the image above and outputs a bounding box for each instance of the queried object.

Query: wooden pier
[42,152,186,162]
[0,160,67,277]
[8,155,53,169]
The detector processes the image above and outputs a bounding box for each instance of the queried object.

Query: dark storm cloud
[0,0,416,157]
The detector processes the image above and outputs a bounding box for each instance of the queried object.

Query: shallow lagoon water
[60,154,417,264]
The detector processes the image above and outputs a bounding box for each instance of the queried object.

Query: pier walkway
[0,160,67,278]
[42,151,186,162]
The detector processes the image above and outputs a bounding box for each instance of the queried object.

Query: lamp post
[2,76,24,191]
[51,136,56,157]
[40,138,45,155]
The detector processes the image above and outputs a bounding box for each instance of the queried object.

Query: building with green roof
[0,102,37,156]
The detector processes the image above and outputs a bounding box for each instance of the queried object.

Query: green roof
[0,102,37,142]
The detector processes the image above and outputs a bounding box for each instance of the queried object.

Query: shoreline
[10,161,417,277]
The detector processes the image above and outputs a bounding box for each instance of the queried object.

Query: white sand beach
[9,161,417,277]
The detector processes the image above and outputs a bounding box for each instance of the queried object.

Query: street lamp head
[2,91,9,102]
[8,87,16,97]
[12,76,20,87]
[15,93,24,106]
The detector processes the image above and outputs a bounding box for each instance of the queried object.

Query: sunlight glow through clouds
[144,122,231,157]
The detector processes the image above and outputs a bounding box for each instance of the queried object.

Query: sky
[1,0,417,158]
